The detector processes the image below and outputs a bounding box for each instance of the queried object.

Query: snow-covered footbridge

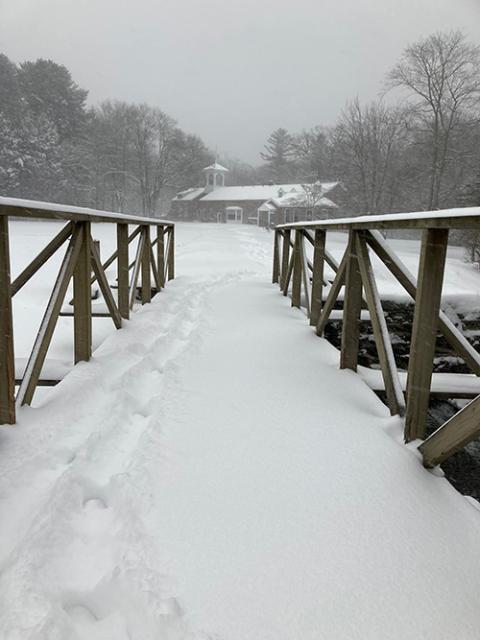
[1,198,480,639]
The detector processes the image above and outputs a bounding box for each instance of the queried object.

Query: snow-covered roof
[258,201,277,212]
[173,181,340,204]
[203,162,229,173]
[272,192,338,209]
[172,188,205,201]
[201,184,326,202]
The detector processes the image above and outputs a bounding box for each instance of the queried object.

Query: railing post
[157,225,165,289]
[167,226,175,281]
[117,223,129,319]
[291,229,302,308]
[141,226,151,304]
[0,216,15,424]
[405,228,448,442]
[272,229,281,284]
[340,230,362,371]
[73,221,92,363]
[310,229,326,327]
[280,229,291,292]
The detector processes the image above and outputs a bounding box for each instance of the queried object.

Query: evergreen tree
[260,128,294,182]
[0,54,22,123]
[19,59,88,140]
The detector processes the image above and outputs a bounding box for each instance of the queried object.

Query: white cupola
[203,162,229,193]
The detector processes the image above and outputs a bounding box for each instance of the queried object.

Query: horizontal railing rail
[0,197,175,425]
[273,207,480,469]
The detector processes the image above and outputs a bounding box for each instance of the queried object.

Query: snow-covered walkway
[1,223,480,639]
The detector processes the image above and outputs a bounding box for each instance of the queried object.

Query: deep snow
[1,222,480,639]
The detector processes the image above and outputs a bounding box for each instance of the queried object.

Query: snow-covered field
[1,221,480,639]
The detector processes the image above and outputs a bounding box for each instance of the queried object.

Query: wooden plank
[163,232,171,282]
[280,229,291,291]
[157,225,165,289]
[117,223,129,320]
[15,378,60,387]
[11,222,73,296]
[340,231,363,371]
[363,371,480,400]
[300,232,311,317]
[17,225,84,406]
[282,251,294,297]
[310,230,326,327]
[419,395,480,467]
[356,234,405,416]
[73,222,92,364]
[129,232,145,309]
[167,226,175,281]
[304,230,339,274]
[91,225,141,287]
[90,239,122,329]
[274,210,480,232]
[366,230,480,377]
[291,230,302,308]
[315,253,347,336]
[141,226,151,304]
[0,217,15,424]
[60,311,111,318]
[149,241,160,291]
[272,229,281,284]
[405,228,449,442]
[0,199,173,227]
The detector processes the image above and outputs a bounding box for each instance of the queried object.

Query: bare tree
[130,105,177,215]
[292,127,332,180]
[331,98,406,214]
[387,30,480,210]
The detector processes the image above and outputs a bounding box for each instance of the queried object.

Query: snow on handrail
[0,196,173,226]
[277,206,480,230]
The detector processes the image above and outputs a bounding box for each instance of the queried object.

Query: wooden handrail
[273,208,480,468]
[0,196,173,227]
[0,199,175,424]
[277,207,480,231]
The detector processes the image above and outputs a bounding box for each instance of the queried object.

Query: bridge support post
[310,230,326,327]
[73,221,92,363]
[405,228,448,442]
[0,216,15,424]
[340,231,363,371]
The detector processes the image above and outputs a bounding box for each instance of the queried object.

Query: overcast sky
[1,0,480,163]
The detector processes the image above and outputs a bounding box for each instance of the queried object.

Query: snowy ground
[1,221,480,639]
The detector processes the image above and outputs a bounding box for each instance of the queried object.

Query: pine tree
[19,59,88,141]
[0,54,22,123]
[260,128,294,183]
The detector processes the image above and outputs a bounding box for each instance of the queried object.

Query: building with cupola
[170,162,344,226]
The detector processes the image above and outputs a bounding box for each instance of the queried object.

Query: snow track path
[1,224,480,639]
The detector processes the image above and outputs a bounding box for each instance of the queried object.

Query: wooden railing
[0,197,175,424]
[273,208,480,468]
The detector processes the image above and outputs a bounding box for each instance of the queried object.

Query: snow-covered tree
[19,58,88,141]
